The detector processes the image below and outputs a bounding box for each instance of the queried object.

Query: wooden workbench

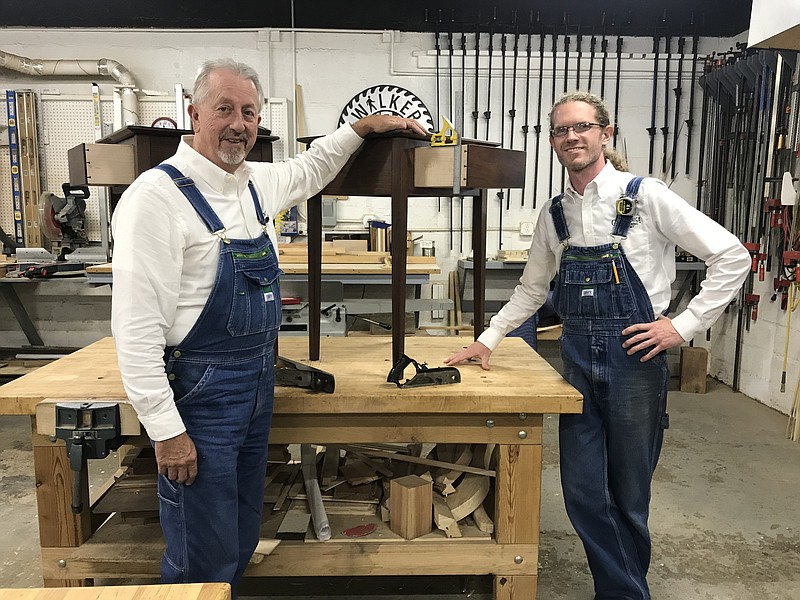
[0,583,230,600]
[0,336,581,599]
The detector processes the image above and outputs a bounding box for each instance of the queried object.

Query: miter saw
[39,183,89,255]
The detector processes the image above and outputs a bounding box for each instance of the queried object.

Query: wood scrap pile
[89,442,498,559]
[263,442,496,543]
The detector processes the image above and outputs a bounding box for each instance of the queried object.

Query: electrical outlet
[519,222,534,236]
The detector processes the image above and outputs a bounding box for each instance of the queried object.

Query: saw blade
[38,193,63,241]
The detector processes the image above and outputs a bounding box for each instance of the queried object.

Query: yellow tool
[430,116,458,146]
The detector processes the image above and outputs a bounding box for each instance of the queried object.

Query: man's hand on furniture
[444,341,492,371]
[155,431,198,485]
[351,115,428,138]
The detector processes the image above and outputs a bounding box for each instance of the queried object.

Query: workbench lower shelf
[41,516,536,580]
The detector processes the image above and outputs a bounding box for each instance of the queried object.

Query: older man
[111,58,426,588]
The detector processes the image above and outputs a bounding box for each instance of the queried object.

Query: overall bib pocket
[555,261,636,320]
[227,252,283,337]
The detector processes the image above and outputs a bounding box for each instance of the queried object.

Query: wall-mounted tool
[685,35,700,176]
[744,293,760,329]
[55,402,127,513]
[647,35,661,174]
[671,36,686,180]
[387,354,461,388]
[613,31,625,148]
[275,355,335,393]
[483,9,497,140]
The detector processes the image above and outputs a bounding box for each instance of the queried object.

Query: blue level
[5,90,25,245]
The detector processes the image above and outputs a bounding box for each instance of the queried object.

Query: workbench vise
[54,402,127,514]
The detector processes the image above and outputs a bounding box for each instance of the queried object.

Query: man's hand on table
[444,341,493,371]
[155,431,198,485]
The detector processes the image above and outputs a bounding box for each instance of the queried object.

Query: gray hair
[192,58,264,112]
[548,91,611,129]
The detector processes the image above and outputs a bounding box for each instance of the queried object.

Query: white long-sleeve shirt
[478,161,751,351]
[111,125,364,441]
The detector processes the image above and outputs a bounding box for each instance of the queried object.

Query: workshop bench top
[0,336,581,417]
[0,583,230,600]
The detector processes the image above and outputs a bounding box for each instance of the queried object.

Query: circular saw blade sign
[338,85,433,132]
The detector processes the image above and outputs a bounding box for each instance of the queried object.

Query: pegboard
[266,98,291,162]
[0,93,175,246]
[1,92,288,247]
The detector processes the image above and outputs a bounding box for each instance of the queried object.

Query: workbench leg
[494,442,542,600]
[32,419,92,586]
[494,575,538,600]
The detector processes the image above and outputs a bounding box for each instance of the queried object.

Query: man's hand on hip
[155,432,198,485]
[622,316,686,362]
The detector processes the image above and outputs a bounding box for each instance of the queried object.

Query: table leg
[31,418,92,586]
[390,141,411,364]
[472,189,488,339]
[307,192,323,361]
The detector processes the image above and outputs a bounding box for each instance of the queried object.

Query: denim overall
[550,177,669,599]
[154,164,282,589]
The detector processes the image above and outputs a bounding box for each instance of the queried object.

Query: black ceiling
[0,1,753,38]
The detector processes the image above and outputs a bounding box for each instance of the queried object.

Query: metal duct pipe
[0,51,139,124]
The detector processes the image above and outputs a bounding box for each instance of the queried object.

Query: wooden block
[432,493,462,538]
[680,346,708,393]
[389,475,433,540]
[332,239,368,253]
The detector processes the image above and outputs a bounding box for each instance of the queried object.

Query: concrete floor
[1,340,799,598]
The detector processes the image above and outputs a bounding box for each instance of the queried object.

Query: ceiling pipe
[0,50,140,124]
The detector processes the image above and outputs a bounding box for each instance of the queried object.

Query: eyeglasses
[550,122,605,138]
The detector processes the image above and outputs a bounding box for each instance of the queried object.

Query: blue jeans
[559,332,669,599]
[158,351,275,587]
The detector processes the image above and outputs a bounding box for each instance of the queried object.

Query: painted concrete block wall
[1,27,798,415]
[0,280,111,348]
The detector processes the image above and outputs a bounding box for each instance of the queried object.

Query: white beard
[217,145,247,166]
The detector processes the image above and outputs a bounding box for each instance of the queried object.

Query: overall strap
[611,176,644,238]
[548,193,570,244]
[156,164,270,240]
[248,182,270,227]
[155,164,227,240]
